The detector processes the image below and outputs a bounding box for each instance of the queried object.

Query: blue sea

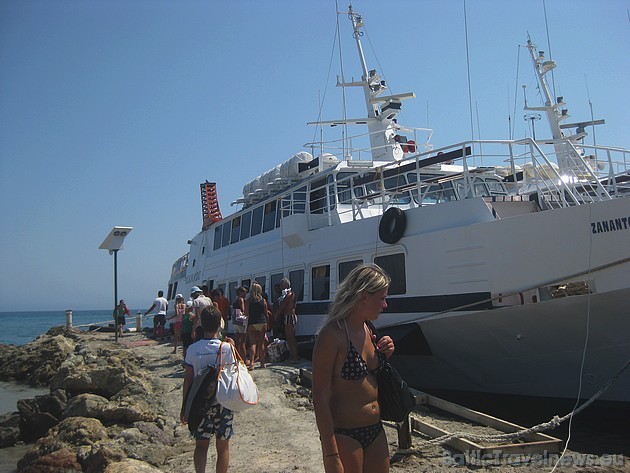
[0,309,140,346]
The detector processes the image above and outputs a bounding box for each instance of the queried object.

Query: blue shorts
[193,404,234,441]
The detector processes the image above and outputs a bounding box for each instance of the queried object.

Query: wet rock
[17,417,109,471]
[0,411,21,447]
[18,447,82,473]
[17,389,68,441]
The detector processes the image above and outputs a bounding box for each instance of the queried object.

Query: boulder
[17,389,68,441]
[18,447,82,473]
[63,393,109,419]
[0,411,21,447]
[103,458,163,473]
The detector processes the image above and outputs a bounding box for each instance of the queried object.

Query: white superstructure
[166,6,630,406]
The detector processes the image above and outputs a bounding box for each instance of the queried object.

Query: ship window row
[213,187,308,250]
[199,252,406,308]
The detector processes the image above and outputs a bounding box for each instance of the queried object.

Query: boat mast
[318,5,415,162]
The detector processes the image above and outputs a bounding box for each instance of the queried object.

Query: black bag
[183,362,219,434]
[366,321,415,422]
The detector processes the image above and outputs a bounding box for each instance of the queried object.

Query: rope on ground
[399,359,630,453]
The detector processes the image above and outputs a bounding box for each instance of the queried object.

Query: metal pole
[113,249,119,342]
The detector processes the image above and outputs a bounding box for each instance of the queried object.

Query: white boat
[165,6,630,406]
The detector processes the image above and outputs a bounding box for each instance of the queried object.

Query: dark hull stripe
[295,291,493,315]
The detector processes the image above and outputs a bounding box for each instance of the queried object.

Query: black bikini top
[339,320,384,380]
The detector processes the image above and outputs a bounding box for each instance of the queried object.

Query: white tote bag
[216,343,259,411]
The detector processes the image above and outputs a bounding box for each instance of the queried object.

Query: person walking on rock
[144,290,168,341]
[181,306,235,473]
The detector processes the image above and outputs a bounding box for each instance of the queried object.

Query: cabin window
[172,282,178,300]
[336,172,354,204]
[384,175,411,204]
[241,279,251,292]
[270,272,284,302]
[327,174,336,210]
[222,220,232,247]
[228,281,238,302]
[276,202,282,228]
[240,211,252,240]
[374,253,406,295]
[167,284,173,301]
[263,200,277,233]
[309,178,327,214]
[485,178,508,195]
[293,186,307,214]
[255,276,266,294]
[339,259,363,283]
[202,246,205,255]
[213,225,222,250]
[311,265,330,300]
[206,280,214,291]
[289,269,305,302]
[251,206,263,236]
[231,216,241,244]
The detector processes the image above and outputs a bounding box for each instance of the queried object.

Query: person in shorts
[181,306,235,473]
[181,301,194,359]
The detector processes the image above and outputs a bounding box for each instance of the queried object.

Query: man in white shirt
[192,285,213,341]
[144,290,169,341]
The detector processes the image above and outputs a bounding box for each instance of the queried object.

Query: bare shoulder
[314,322,344,352]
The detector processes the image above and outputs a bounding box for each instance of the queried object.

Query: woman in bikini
[312,264,395,472]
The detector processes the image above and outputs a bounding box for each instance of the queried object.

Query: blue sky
[1,0,628,312]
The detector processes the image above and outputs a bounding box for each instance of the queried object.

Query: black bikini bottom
[334,421,383,449]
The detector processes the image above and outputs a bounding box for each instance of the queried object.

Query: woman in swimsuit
[312,264,395,472]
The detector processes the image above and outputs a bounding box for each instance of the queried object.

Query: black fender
[379,207,407,244]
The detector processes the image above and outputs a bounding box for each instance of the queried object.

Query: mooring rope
[396,358,630,452]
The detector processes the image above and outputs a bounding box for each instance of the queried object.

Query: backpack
[183,361,219,434]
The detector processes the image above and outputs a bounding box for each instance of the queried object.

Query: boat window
[374,253,406,295]
[167,284,173,301]
[276,201,282,228]
[339,259,363,283]
[485,178,508,195]
[240,211,252,240]
[222,220,232,247]
[384,175,411,204]
[231,216,241,244]
[213,225,222,250]
[309,178,327,214]
[171,282,178,300]
[327,174,336,211]
[255,276,266,294]
[473,179,490,197]
[263,200,277,233]
[336,172,354,204]
[289,269,305,302]
[241,279,251,292]
[293,186,307,214]
[311,265,330,300]
[270,272,284,303]
[206,280,214,291]
[251,206,263,236]
[228,281,238,302]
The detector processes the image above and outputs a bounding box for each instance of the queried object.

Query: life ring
[379,208,407,244]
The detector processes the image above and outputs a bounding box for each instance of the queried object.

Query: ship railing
[303,126,434,162]
[313,137,629,227]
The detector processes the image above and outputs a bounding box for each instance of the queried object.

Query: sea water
[0,309,140,346]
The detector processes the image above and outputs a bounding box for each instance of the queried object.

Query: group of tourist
[147,264,396,473]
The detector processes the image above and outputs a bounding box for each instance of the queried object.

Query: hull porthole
[379,207,407,244]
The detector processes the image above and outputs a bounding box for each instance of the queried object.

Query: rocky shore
[0,328,627,472]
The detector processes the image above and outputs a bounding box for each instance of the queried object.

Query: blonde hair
[250,282,263,302]
[322,264,390,329]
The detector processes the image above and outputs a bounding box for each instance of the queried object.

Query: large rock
[103,458,163,473]
[17,417,109,471]
[19,447,82,473]
[17,389,68,441]
[63,393,155,425]
[0,334,75,386]
[0,411,21,447]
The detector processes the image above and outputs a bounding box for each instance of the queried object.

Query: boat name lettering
[185,272,201,284]
[591,216,630,235]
